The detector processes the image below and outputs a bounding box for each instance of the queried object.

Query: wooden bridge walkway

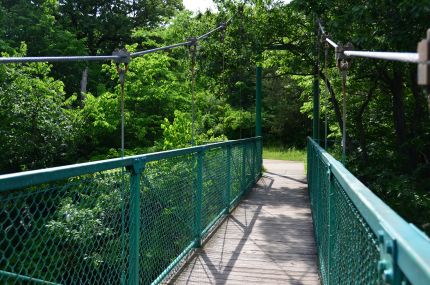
[170,159,320,284]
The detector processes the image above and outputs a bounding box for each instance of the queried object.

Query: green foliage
[263,146,307,162]
[160,110,227,150]
[0,45,78,173]
[0,0,428,251]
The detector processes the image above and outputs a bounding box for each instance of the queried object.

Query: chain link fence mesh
[1,170,130,285]
[307,138,416,285]
[0,138,262,285]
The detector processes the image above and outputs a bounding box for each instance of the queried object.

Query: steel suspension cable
[115,61,128,284]
[189,39,197,146]
[221,24,227,135]
[196,21,228,41]
[326,38,338,49]
[317,20,326,35]
[324,43,329,149]
[0,22,229,64]
[317,19,430,160]
[317,20,425,63]
[344,51,418,63]
[339,59,349,164]
[239,12,245,139]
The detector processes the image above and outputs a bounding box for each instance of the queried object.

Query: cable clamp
[321,33,330,48]
[335,42,353,71]
[112,49,131,65]
[113,49,130,85]
[187,37,198,48]
[221,22,227,42]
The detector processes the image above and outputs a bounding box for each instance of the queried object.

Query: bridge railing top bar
[0,137,261,193]
[308,137,430,285]
[0,21,228,64]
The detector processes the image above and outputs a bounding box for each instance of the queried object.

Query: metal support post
[251,140,256,182]
[128,158,145,285]
[315,151,320,246]
[225,144,232,214]
[241,143,246,194]
[259,137,263,176]
[194,148,204,248]
[313,21,320,141]
[256,66,262,137]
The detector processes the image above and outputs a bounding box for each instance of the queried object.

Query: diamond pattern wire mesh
[307,140,392,285]
[255,140,261,173]
[201,147,228,236]
[244,141,254,191]
[329,179,382,285]
[0,169,130,284]
[0,138,262,285]
[139,154,197,285]
[229,144,244,208]
[315,155,329,284]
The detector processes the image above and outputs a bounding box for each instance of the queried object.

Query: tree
[0,44,79,173]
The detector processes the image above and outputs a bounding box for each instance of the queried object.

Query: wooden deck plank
[169,159,320,285]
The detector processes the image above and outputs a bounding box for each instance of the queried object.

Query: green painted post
[251,140,256,182]
[259,137,263,176]
[256,66,263,178]
[194,149,204,248]
[314,148,320,248]
[225,144,232,214]
[241,143,246,194]
[256,66,262,137]
[128,159,144,285]
[307,141,312,188]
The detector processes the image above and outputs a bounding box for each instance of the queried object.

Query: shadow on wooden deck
[169,160,320,285]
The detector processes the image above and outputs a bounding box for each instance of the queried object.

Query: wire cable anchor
[335,42,353,71]
[335,43,353,164]
[188,38,197,146]
[112,48,130,285]
[113,49,131,85]
[321,33,330,149]
[320,33,330,49]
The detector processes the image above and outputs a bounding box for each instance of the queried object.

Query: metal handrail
[0,136,261,192]
[308,137,430,285]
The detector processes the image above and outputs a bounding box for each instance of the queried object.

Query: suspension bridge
[1,19,430,285]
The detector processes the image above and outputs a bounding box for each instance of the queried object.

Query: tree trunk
[80,67,88,108]
[409,67,426,165]
[355,86,375,162]
[387,66,414,170]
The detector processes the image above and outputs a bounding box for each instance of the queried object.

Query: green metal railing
[308,137,430,285]
[0,137,262,285]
